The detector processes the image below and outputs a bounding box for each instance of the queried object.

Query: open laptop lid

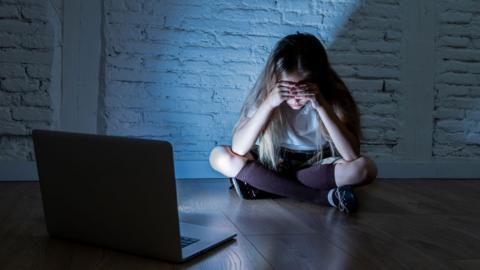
[32,129,183,261]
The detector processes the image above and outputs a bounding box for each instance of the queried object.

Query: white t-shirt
[242,102,328,151]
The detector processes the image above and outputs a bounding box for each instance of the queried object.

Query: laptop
[32,129,236,263]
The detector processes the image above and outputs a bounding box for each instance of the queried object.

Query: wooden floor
[1,179,480,270]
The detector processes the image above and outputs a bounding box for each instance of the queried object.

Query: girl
[209,33,378,214]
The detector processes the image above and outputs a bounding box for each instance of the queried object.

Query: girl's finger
[279,83,295,88]
[279,90,292,95]
[278,90,293,95]
[297,83,317,89]
[281,96,295,100]
[290,88,307,93]
[296,86,315,93]
[291,91,309,96]
[278,80,296,86]
[278,86,293,91]
[295,95,314,99]
[278,86,294,91]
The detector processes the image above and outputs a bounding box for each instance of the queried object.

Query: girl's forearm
[316,104,360,161]
[231,100,274,156]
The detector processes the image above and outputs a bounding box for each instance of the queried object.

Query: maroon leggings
[234,147,338,206]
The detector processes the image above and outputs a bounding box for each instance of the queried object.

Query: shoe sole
[230,177,246,199]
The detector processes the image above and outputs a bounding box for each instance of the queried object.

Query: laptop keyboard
[180,236,200,248]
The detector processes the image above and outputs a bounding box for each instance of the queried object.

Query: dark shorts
[249,145,340,176]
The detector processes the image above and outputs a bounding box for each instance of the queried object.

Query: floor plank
[0,179,479,269]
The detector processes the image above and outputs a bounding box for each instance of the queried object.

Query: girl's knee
[355,156,378,184]
[209,145,247,177]
[209,145,232,169]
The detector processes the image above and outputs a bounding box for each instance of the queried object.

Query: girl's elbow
[231,134,248,156]
[231,145,247,156]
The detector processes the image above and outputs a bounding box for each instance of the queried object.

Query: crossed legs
[209,145,378,188]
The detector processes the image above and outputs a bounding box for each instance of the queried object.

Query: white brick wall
[329,0,402,160]
[1,0,480,175]
[103,0,402,161]
[433,0,480,158]
[0,0,61,160]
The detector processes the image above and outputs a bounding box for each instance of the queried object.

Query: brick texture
[1,0,479,163]
[0,0,59,160]
[433,0,480,158]
[102,0,402,161]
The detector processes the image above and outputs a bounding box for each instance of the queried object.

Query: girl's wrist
[262,97,276,111]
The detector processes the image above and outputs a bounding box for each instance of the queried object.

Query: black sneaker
[229,177,265,200]
[334,185,358,214]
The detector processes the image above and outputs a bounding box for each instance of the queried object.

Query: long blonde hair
[233,33,362,171]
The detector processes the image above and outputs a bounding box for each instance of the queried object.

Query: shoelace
[334,188,349,212]
[238,179,260,199]
[247,184,260,198]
